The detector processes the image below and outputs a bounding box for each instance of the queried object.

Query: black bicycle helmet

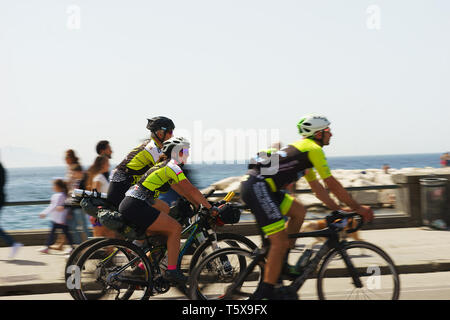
[146,116,175,133]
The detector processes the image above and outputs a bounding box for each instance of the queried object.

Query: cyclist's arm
[164,165,212,210]
[323,175,374,221]
[323,176,360,210]
[172,179,212,210]
[307,179,340,211]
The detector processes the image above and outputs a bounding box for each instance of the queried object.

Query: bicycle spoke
[188,248,263,300]
[76,239,152,300]
[318,241,400,300]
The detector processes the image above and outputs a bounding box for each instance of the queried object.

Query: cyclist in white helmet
[241,114,374,299]
[119,137,219,284]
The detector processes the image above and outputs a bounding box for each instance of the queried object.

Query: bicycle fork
[336,243,363,288]
[210,237,233,275]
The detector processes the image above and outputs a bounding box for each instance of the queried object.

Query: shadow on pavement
[1,259,47,266]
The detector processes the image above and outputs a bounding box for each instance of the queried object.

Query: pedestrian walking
[66,164,91,243]
[0,161,23,259]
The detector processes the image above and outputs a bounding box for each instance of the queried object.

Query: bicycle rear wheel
[65,237,105,300]
[75,239,153,300]
[188,247,264,300]
[317,241,400,300]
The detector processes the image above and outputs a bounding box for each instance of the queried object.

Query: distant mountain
[0,146,61,168]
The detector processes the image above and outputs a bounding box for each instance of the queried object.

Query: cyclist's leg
[240,175,289,299]
[265,230,290,284]
[146,210,186,284]
[282,197,306,248]
[145,212,181,268]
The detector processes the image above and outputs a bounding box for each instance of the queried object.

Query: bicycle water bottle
[295,249,313,272]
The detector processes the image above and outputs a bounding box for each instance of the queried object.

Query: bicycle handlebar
[204,189,216,199]
[326,210,364,234]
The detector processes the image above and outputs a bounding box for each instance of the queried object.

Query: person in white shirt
[87,155,115,238]
[88,155,110,193]
[92,170,110,193]
[38,179,74,254]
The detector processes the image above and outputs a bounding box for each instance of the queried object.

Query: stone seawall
[2,167,449,247]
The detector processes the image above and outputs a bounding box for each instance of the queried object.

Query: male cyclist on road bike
[107,116,175,208]
[118,137,219,284]
[240,114,374,300]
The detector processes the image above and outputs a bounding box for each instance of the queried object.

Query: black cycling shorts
[240,174,294,236]
[107,180,132,209]
[119,196,161,231]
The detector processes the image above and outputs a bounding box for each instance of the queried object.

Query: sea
[0,153,444,231]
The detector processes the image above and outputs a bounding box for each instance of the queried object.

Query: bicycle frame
[96,209,218,290]
[288,227,363,291]
[226,225,363,299]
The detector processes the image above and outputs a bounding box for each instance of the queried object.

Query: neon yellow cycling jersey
[116,139,162,184]
[125,159,187,203]
[291,138,331,182]
[130,159,186,199]
[141,160,186,191]
[247,138,332,191]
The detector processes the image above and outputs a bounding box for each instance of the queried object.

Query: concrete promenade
[0,227,449,298]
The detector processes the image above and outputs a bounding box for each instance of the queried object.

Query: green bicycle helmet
[297,114,330,137]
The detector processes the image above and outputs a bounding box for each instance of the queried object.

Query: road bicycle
[66,190,257,300]
[187,210,400,300]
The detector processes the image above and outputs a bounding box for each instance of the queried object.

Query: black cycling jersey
[247,138,332,191]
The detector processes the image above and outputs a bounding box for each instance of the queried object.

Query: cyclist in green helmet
[240,114,374,300]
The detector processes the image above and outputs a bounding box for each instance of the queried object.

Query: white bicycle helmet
[162,136,190,155]
[297,115,331,137]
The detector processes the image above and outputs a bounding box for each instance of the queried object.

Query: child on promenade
[38,179,74,254]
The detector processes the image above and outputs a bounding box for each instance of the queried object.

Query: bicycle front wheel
[188,247,264,300]
[75,239,153,300]
[189,233,257,272]
[317,241,400,300]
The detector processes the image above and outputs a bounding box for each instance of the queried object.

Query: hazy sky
[1,1,449,167]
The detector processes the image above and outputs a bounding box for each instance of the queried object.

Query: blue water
[0,153,443,230]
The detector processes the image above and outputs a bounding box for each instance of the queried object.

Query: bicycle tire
[65,237,105,300]
[189,233,257,272]
[317,241,400,300]
[188,247,264,300]
[74,238,153,300]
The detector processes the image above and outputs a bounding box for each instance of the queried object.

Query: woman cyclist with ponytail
[118,137,219,284]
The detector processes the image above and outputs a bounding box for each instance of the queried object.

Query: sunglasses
[182,148,190,155]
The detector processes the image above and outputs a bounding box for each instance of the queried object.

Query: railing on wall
[4,185,400,207]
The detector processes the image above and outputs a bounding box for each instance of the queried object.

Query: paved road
[1,227,450,299]
[1,271,450,300]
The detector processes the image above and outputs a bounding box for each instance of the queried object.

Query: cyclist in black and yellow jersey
[118,137,219,284]
[240,114,374,300]
[107,116,175,208]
